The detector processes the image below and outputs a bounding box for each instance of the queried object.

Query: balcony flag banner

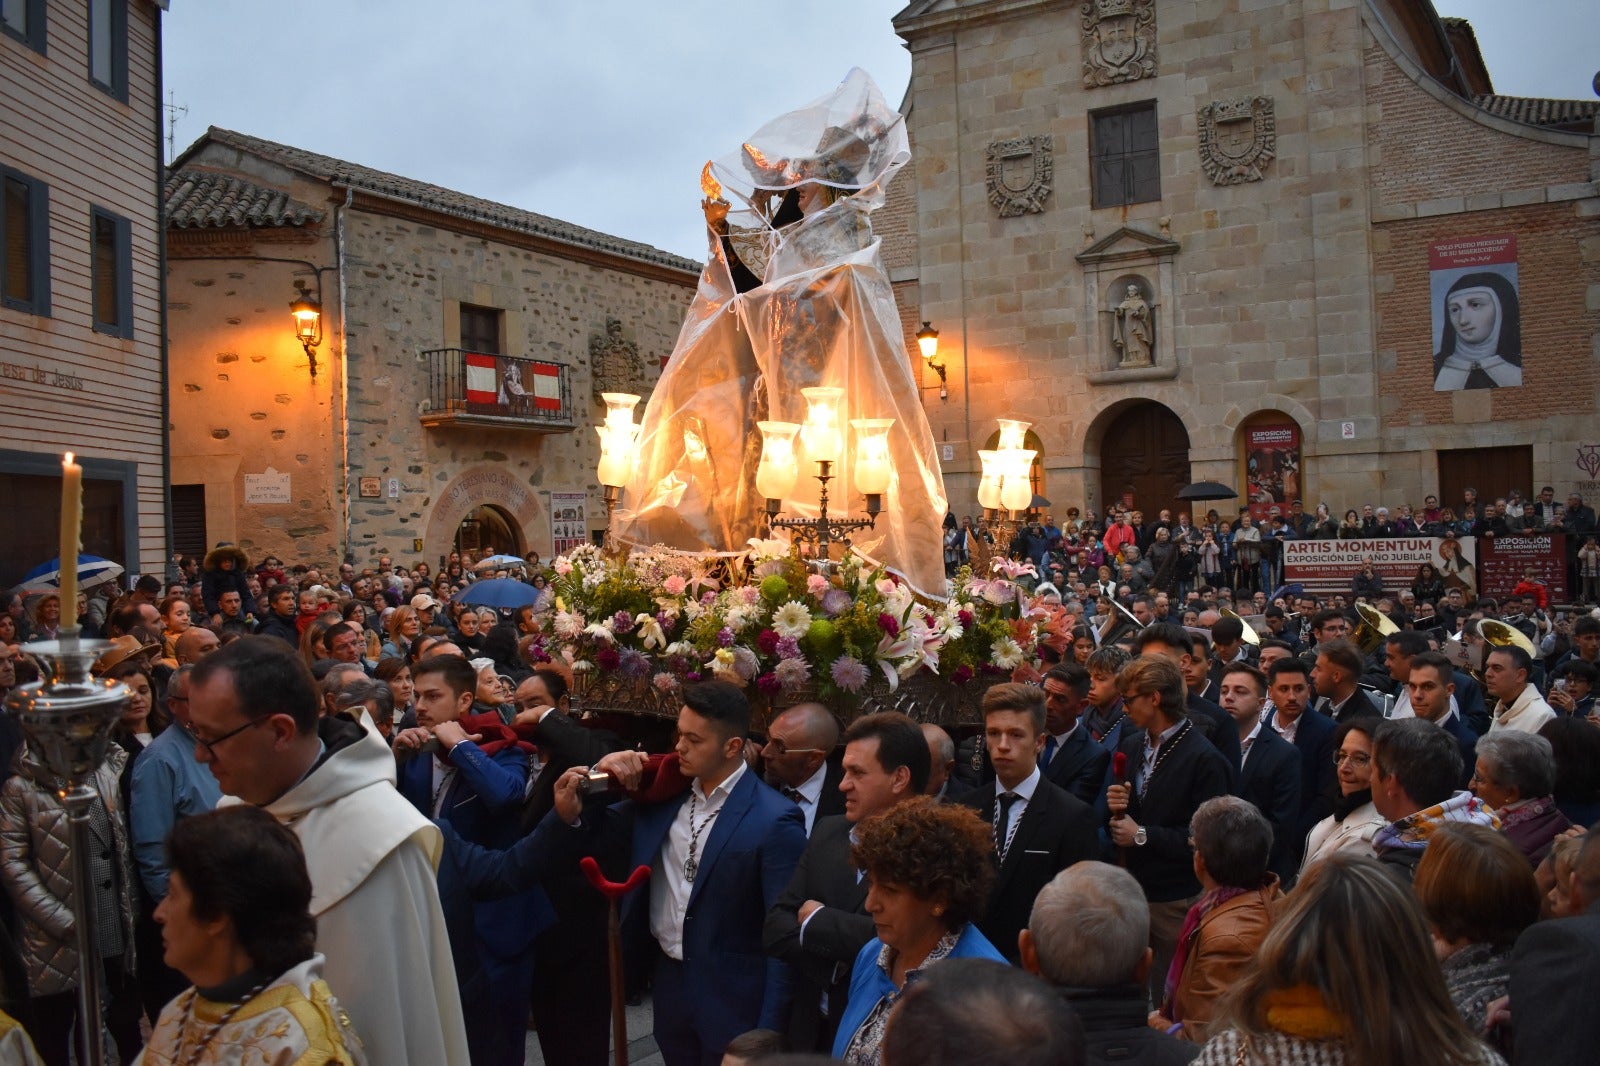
[464,352,499,405]
[530,362,562,411]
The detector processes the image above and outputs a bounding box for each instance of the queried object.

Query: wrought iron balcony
[419,349,575,432]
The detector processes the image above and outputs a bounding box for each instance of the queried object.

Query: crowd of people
[0,497,1597,1065]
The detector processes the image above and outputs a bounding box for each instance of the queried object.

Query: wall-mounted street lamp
[290,282,323,378]
[916,321,946,400]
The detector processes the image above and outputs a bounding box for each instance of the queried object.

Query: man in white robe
[187,637,470,1065]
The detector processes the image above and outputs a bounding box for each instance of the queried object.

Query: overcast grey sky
[162,1,1596,261]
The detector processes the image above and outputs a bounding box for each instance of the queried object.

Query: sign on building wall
[1244,424,1301,522]
[243,468,291,505]
[1283,537,1477,598]
[1429,234,1520,392]
[1478,533,1568,605]
[551,492,588,556]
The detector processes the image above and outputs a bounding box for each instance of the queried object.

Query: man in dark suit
[1264,656,1337,864]
[588,682,807,1066]
[512,667,619,1066]
[1219,663,1302,882]
[959,683,1100,965]
[1039,661,1110,805]
[763,712,930,1052]
[756,702,842,836]
[1133,624,1242,777]
[1405,652,1478,787]
[1509,832,1600,1065]
[1104,657,1232,1002]
[1311,639,1386,722]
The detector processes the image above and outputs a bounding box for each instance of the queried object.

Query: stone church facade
[885,0,1600,520]
[165,129,697,568]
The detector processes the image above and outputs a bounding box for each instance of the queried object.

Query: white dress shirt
[791,760,829,837]
[650,760,747,961]
[1238,719,1263,770]
[995,765,1041,850]
[1042,721,1082,767]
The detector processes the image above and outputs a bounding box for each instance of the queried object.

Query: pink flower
[806,574,831,596]
[950,664,975,685]
[958,609,975,628]
[877,612,899,638]
[756,672,782,694]
[554,558,573,576]
[652,671,679,693]
[821,588,853,617]
[663,575,688,596]
[830,655,870,693]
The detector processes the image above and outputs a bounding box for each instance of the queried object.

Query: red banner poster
[1478,533,1568,605]
[1245,424,1301,523]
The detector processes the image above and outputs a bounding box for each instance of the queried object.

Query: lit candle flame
[64,451,73,465]
[700,161,722,201]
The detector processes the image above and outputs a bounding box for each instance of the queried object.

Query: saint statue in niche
[1113,284,1153,367]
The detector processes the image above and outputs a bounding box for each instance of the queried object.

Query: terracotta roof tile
[165,168,325,229]
[196,127,700,275]
[1472,94,1600,130]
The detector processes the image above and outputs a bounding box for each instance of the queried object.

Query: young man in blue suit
[1219,663,1302,882]
[1264,657,1336,869]
[591,681,808,1066]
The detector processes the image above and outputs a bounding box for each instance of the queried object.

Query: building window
[0,0,46,52]
[1,166,49,316]
[90,207,131,338]
[1090,102,1161,209]
[460,303,502,355]
[87,0,126,101]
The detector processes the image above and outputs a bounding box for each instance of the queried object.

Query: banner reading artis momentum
[1283,537,1478,598]
[1429,233,1520,392]
[1478,533,1568,604]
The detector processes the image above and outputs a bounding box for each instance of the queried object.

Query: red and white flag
[529,362,561,411]
[464,352,498,404]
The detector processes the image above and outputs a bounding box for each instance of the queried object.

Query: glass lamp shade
[976,450,1005,511]
[849,418,895,495]
[995,418,1031,453]
[799,386,844,465]
[596,392,641,487]
[1000,449,1036,512]
[755,421,802,501]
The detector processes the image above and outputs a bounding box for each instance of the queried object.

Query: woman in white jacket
[1301,719,1388,876]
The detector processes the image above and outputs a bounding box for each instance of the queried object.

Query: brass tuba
[1353,602,1399,656]
[1221,607,1262,647]
[1477,617,1538,659]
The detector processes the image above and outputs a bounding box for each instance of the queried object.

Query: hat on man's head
[411,593,439,612]
[91,634,161,676]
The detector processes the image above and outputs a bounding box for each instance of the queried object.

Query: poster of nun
[1429,233,1520,391]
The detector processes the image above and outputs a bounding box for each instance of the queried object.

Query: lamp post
[916,321,946,400]
[289,283,322,379]
[762,396,893,563]
[973,419,1037,570]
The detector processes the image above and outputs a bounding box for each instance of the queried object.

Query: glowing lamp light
[850,418,895,495]
[595,392,641,488]
[995,418,1031,453]
[799,386,844,465]
[291,295,320,344]
[976,450,1005,511]
[915,321,939,361]
[1000,450,1036,512]
[755,421,802,502]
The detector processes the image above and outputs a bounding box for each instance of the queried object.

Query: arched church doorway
[1100,402,1191,519]
[454,504,524,557]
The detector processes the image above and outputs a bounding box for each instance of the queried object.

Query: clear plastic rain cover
[616,68,950,598]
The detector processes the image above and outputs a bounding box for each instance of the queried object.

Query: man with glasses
[187,637,470,1064]
[757,703,842,837]
[129,664,222,1014]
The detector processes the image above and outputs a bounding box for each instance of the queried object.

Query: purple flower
[756,672,782,694]
[701,591,718,606]
[820,588,853,617]
[618,648,650,680]
[950,664,974,685]
[830,655,870,693]
[656,610,674,631]
[775,636,801,660]
[877,613,899,638]
[685,671,703,683]
[612,611,635,634]
[732,646,760,680]
[595,646,621,672]
[774,657,811,687]
[717,627,736,647]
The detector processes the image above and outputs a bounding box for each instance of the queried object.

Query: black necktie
[994,792,1020,859]
[782,786,803,804]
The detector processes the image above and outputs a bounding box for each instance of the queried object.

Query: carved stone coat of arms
[985,137,1053,218]
[1197,96,1277,185]
[1081,0,1157,87]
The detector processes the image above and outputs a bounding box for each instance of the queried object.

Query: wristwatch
[1133,827,1148,846]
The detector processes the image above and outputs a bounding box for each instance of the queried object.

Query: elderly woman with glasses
[1469,731,1572,866]
[1301,719,1388,875]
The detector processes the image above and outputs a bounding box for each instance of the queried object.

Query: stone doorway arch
[1097,401,1191,518]
[423,465,543,564]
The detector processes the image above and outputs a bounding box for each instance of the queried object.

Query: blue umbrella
[473,554,528,573]
[452,578,539,609]
[17,554,125,593]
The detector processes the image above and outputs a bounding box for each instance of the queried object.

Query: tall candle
[59,452,81,635]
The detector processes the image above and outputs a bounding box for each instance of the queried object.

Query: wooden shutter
[170,484,207,559]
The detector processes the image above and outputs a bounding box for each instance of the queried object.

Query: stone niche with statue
[1076,223,1181,384]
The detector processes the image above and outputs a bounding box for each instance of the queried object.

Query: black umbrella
[1030,493,1052,510]
[1177,481,1239,502]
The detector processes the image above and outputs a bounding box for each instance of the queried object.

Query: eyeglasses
[1332,751,1372,768]
[193,716,271,757]
[764,740,824,757]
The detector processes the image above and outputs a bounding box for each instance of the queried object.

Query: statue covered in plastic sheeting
[616,68,950,597]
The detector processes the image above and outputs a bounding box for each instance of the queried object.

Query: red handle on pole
[1112,751,1128,784]
[580,856,651,901]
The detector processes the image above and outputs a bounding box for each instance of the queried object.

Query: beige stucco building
[165,129,698,569]
[885,0,1600,521]
[0,0,169,591]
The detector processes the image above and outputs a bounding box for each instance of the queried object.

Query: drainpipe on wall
[154,6,171,575]
[335,185,354,564]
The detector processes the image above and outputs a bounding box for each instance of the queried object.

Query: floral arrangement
[528,541,1069,704]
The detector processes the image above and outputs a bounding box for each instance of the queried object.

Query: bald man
[174,627,220,665]
[922,723,956,799]
[761,703,842,836]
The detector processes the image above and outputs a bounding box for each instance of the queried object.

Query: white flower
[553,611,586,640]
[774,657,812,688]
[724,605,754,633]
[683,598,706,622]
[583,622,616,643]
[991,637,1025,670]
[635,614,667,650]
[771,600,813,640]
[553,557,573,576]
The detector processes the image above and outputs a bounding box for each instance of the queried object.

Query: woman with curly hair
[1193,852,1504,1066]
[832,797,1004,1065]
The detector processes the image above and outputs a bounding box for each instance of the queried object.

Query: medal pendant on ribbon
[684,856,698,883]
